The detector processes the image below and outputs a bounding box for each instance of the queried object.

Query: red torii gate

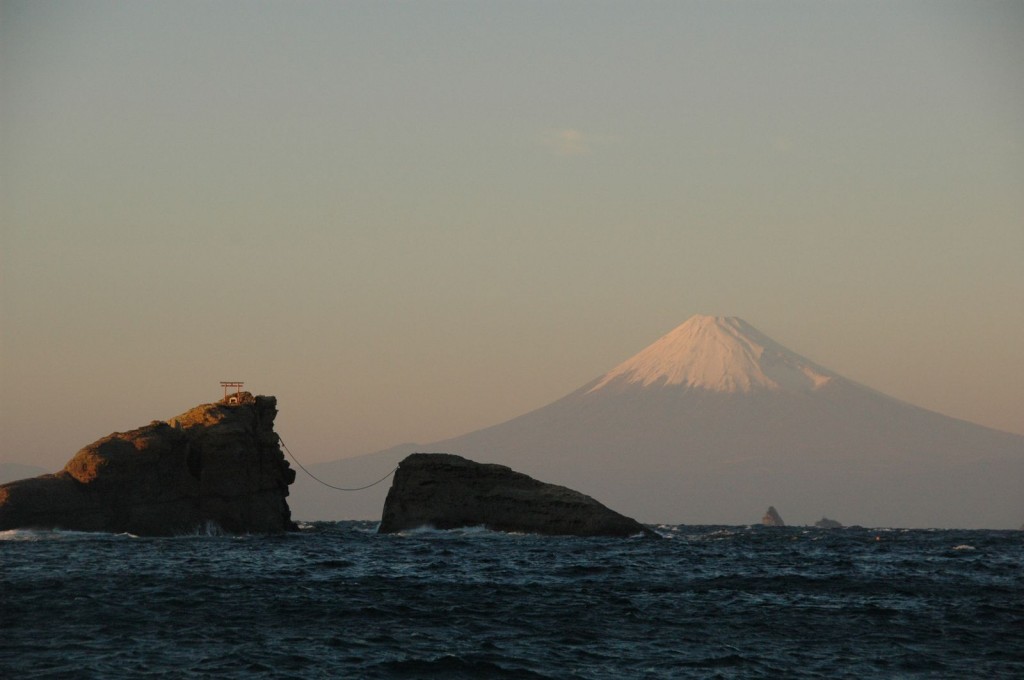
[220,381,244,402]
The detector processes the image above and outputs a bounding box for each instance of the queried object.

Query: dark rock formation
[0,393,296,535]
[378,453,657,537]
[762,506,785,527]
[814,517,843,529]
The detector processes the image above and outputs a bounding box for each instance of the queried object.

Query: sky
[2,1,1022,473]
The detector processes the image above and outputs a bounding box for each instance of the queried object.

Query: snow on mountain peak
[588,315,835,394]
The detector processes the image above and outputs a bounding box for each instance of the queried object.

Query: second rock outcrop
[378,453,656,538]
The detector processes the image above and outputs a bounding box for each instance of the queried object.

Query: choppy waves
[3,523,1022,678]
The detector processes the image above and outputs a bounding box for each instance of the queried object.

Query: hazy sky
[2,1,1022,472]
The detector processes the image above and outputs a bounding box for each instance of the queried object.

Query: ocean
[2,522,1021,678]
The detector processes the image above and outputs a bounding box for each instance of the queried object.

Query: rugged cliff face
[0,393,296,535]
[379,453,657,538]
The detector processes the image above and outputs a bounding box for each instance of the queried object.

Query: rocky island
[0,393,296,535]
[378,453,657,537]
[762,506,785,527]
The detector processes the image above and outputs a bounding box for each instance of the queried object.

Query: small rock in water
[814,517,843,529]
[762,506,785,527]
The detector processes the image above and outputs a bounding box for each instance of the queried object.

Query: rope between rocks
[277,434,398,492]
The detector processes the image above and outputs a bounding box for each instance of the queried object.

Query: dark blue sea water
[2,522,1022,678]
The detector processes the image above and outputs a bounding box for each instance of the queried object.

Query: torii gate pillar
[220,381,244,403]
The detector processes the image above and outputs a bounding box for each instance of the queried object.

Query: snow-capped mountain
[292,316,1023,528]
[588,315,835,393]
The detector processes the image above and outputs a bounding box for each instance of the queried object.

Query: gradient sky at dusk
[2,1,1022,471]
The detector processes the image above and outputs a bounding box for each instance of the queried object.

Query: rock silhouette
[378,453,656,537]
[762,506,785,526]
[0,393,295,535]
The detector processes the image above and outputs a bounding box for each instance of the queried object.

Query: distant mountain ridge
[291,316,1024,529]
[0,463,48,485]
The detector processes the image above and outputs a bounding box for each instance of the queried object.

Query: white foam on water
[0,528,110,541]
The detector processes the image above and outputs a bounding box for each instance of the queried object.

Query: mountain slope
[291,316,1024,528]
[0,463,48,485]
[589,315,835,393]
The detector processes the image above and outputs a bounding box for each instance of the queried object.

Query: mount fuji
[292,315,1023,528]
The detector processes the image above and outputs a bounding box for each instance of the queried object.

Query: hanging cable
[277,434,398,491]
